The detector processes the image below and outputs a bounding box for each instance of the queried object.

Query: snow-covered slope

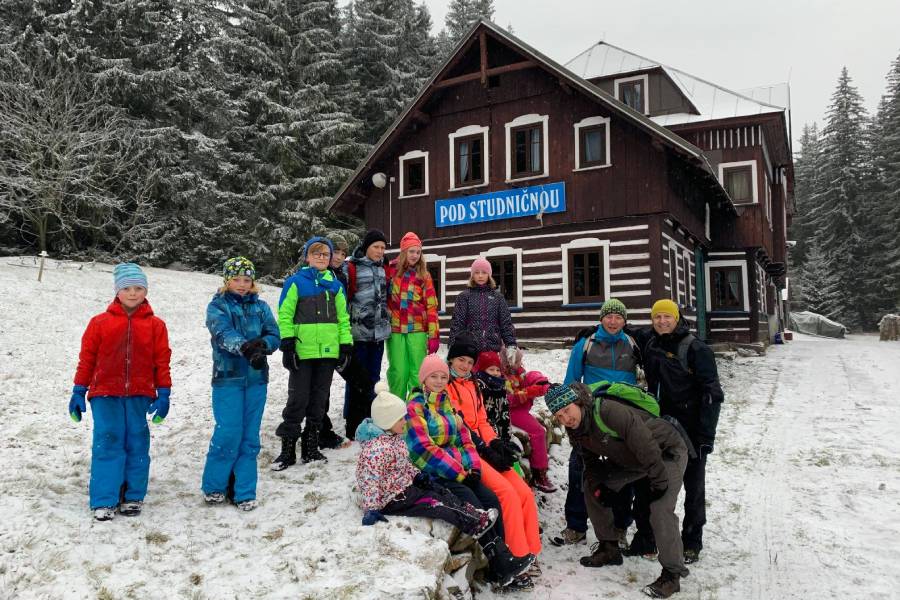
[1,258,897,599]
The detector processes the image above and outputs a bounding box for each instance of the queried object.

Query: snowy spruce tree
[796,238,842,317]
[436,0,495,58]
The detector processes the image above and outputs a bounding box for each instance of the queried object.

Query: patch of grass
[303,491,327,513]
[145,531,170,545]
[190,573,203,586]
[97,587,115,600]
[263,527,284,542]
[626,571,639,583]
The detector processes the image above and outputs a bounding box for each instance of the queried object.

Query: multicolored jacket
[448,285,516,353]
[355,418,420,511]
[278,267,351,360]
[385,260,439,341]
[206,291,280,387]
[343,250,390,342]
[74,299,171,398]
[405,388,481,482]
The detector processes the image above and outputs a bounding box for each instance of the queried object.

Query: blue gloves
[361,510,388,526]
[148,388,170,424]
[69,385,88,422]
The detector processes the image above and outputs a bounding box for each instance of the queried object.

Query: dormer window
[614,74,649,114]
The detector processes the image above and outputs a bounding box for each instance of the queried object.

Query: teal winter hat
[113,263,148,293]
[545,383,579,414]
[598,298,627,321]
[223,256,256,282]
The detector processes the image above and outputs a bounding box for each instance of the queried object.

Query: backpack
[589,380,660,438]
[655,333,695,374]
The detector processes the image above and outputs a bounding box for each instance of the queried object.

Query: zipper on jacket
[125,314,132,395]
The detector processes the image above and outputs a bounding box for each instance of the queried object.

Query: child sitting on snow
[355,381,497,537]
[69,263,172,521]
[503,351,556,493]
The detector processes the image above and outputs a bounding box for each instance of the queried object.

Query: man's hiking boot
[642,568,681,598]
[579,541,623,567]
[270,436,297,471]
[550,527,586,546]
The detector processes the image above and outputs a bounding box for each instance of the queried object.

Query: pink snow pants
[510,407,548,470]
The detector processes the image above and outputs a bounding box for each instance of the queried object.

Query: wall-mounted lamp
[372,172,394,244]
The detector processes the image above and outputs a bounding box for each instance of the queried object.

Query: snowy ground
[1,257,898,599]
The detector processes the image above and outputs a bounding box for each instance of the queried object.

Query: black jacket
[635,320,724,452]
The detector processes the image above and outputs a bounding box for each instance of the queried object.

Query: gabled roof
[330,20,733,214]
[566,41,790,127]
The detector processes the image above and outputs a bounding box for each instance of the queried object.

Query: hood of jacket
[355,418,387,442]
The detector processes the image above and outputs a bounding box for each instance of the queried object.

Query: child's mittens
[69,385,88,422]
[241,338,268,370]
[361,510,388,526]
[427,337,440,354]
[148,388,171,424]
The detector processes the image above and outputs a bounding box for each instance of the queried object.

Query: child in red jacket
[69,263,172,521]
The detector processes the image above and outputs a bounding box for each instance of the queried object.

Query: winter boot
[235,499,259,512]
[118,500,143,517]
[482,536,535,587]
[492,573,535,593]
[683,548,700,564]
[550,527,587,546]
[615,527,628,550]
[93,507,116,521]
[625,530,659,560]
[300,426,327,463]
[204,492,226,505]
[531,469,557,493]
[579,541,623,567]
[468,507,500,540]
[642,568,681,598]
[270,436,298,471]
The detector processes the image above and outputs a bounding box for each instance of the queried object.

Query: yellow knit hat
[651,299,680,320]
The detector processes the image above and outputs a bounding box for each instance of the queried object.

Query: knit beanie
[113,263,148,293]
[599,298,628,321]
[330,234,350,253]
[545,383,579,414]
[447,332,479,362]
[360,229,387,254]
[370,381,407,430]
[400,231,422,252]
[418,353,450,385]
[470,257,492,277]
[301,236,335,260]
[474,351,502,373]
[223,256,256,282]
[524,370,549,387]
[651,299,680,321]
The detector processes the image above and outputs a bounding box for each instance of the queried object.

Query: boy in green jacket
[271,237,352,469]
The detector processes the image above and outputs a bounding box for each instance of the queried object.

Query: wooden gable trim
[432,60,537,90]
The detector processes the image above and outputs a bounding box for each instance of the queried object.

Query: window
[504,114,549,182]
[718,160,758,204]
[710,266,744,310]
[668,246,679,302]
[570,250,605,303]
[488,256,517,307]
[614,74,649,114]
[574,116,611,170]
[399,150,428,198]
[456,135,484,186]
[449,125,489,190]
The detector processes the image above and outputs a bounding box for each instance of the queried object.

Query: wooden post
[37,250,48,282]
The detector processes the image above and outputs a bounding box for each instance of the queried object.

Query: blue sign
[435,182,566,228]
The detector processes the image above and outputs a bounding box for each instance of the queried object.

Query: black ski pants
[275,358,337,439]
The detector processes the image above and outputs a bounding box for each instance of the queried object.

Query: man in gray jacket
[546,382,690,598]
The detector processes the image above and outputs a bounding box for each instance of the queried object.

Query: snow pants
[381,482,484,535]
[481,462,542,557]
[201,383,267,503]
[681,451,708,551]
[386,332,427,400]
[440,478,504,542]
[89,396,151,509]
[343,340,383,438]
[277,359,337,439]
[509,407,548,470]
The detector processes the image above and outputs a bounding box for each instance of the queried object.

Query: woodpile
[879,314,900,341]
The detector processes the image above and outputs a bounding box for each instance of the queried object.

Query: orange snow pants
[481,462,542,557]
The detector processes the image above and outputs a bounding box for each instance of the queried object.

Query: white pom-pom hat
[371,381,407,431]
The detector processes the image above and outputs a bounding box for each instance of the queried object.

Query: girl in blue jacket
[201,257,280,511]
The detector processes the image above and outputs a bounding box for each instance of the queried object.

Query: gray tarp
[789,311,847,338]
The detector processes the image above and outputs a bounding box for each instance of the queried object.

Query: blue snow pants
[89,396,151,509]
[201,384,267,502]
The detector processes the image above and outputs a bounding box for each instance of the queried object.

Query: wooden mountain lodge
[330,21,793,345]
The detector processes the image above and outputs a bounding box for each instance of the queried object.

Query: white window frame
[573,116,612,171]
[613,74,649,114]
[424,253,446,313]
[484,246,523,308]
[682,249,693,307]
[561,238,610,305]
[449,125,489,192]
[398,150,429,199]
[718,160,758,205]
[505,114,549,183]
[705,259,750,312]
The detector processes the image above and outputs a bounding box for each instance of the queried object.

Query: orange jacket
[446,376,497,445]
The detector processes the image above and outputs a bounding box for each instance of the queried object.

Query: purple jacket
[448,285,516,352]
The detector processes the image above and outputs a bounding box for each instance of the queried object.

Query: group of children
[70,230,558,589]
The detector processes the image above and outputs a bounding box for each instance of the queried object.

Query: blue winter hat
[301,236,335,260]
[545,383,579,415]
[113,263,148,293]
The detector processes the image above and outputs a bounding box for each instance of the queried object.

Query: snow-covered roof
[566,42,789,127]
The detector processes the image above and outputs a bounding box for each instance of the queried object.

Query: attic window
[614,74,649,114]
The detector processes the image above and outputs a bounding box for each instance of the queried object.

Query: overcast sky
[412,0,900,150]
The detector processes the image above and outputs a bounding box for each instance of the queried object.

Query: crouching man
[545,382,690,598]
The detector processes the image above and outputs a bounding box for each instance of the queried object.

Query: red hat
[400,231,422,252]
[474,351,502,373]
[524,370,548,386]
